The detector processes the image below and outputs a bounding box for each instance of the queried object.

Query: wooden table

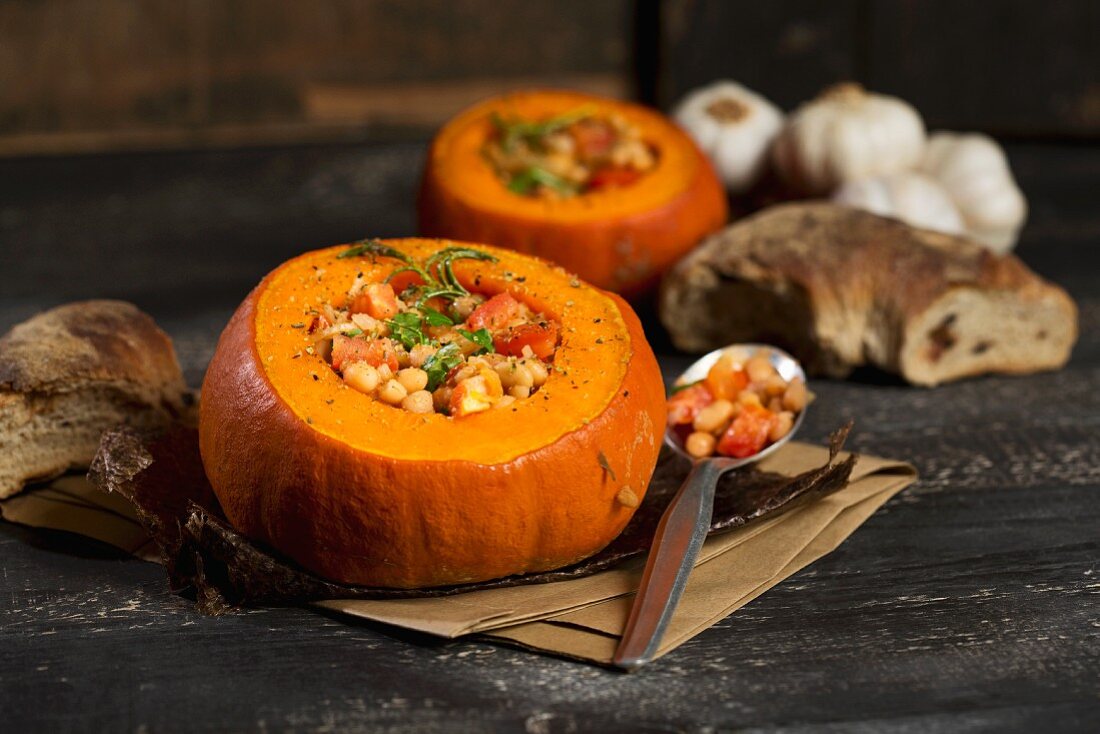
[1,142,1097,732]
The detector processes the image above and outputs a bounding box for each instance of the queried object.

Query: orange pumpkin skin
[199,238,666,588]
[418,90,728,296]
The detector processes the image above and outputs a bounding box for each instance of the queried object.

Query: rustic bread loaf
[0,300,190,498]
[659,203,1077,386]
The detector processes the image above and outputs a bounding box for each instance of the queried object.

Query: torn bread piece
[0,300,191,498]
[660,203,1077,386]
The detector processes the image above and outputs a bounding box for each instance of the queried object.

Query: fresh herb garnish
[386,312,427,350]
[457,328,494,354]
[506,166,579,196]
[422,343,464,392]
[421,306,454,327]
[490,107,594,153]
[669,380,701,395]
[338,239,413,263]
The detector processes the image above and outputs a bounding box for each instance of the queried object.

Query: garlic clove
[673,80,784,194]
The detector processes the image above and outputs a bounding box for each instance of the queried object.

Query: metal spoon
[612,344,807,671]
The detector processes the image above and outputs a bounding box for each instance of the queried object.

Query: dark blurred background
[3,0,1097,153]
[1,0,1097,374]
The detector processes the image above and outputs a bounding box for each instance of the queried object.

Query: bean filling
[667,348,812,459]
[303,242,558,417]
[484,108,656,199]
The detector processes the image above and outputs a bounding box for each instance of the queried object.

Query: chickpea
[509,385,531,399]
[493,395,517,410]
[769,411,795,442]
[451,295,483,320]
[494,362,517,388]
[764,374,788,397]
[343,362,379,394]
[685,431,716,458]
[693,399,735,434]
[746,355,775,384]
[376,363,394,382]
[738,391,763,409]
[401,390,434,414]
[525,359,549,386]
[378,379,407,405]
[397,367,429,393]
[783,378,807,412]
[767,396,785,414]
[408,343,437,368]
[449,363,478,384]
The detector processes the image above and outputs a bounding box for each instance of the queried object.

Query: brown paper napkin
[0,439,915,665]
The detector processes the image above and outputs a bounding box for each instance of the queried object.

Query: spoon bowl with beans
[613,344,808,671]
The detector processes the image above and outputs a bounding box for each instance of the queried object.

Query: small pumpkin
[199,238,666,588]
[672,80,784,194]
[418,90,727,296]
[832,171,965,236]
[920,132,1028,253]
[772,82,926,196]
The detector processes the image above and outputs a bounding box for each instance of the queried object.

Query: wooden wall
[0,0,1096,157]
[658,0,1100,138]
[0,0,633,155]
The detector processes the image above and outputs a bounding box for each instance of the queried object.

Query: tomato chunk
[350,283,400,320]
[667,383,714,426]
[494,322,559,360]
[466,293,523,331]
[331,336,399,372]
[705,357,749,401]
[716,405,776,459]
[588,166,643,191]
[449,375,494,417]
[570,119,616,161]
[386,269,425,296]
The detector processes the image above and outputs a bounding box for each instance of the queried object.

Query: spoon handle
[613,459,722,671]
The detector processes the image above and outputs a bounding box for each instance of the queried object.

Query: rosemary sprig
[507,166,579,196]
[491,106,595,152]
[337,238,412,262]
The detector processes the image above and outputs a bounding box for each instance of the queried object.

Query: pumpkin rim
[251,238,637,464]
[428,88,709,223]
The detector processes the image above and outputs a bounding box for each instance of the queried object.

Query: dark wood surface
[0,142,1097,732]
[659,0,1100,138]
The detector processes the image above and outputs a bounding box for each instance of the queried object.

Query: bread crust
[0,300,189,497]
[659,203,1078,385]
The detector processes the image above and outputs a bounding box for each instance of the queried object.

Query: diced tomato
[716,405,776,459]
[349,283,400,320]
[587,166,643,191]
[449,376,494,417]
[466,293,523,331]
[331,336,399,372]
[494,322,559,360]
[570,119,616,161]
[386,269,425,296]
[666,383,714,426]
[705,358,749,401]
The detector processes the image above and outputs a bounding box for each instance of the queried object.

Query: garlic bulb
[673,81,784,194]
[920,132,1027,253]
[833,172,965,235]
[772,82,926,196]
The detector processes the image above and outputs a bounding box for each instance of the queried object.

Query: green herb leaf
[421,306,454,327]
[423,342,464,392]
[457,328,494,354]
[386,312,425,350]
[669,380,701,395]
[337,239,412,263]
[507,166,579,196]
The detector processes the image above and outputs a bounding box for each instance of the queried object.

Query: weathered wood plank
[0,141,1097,731]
